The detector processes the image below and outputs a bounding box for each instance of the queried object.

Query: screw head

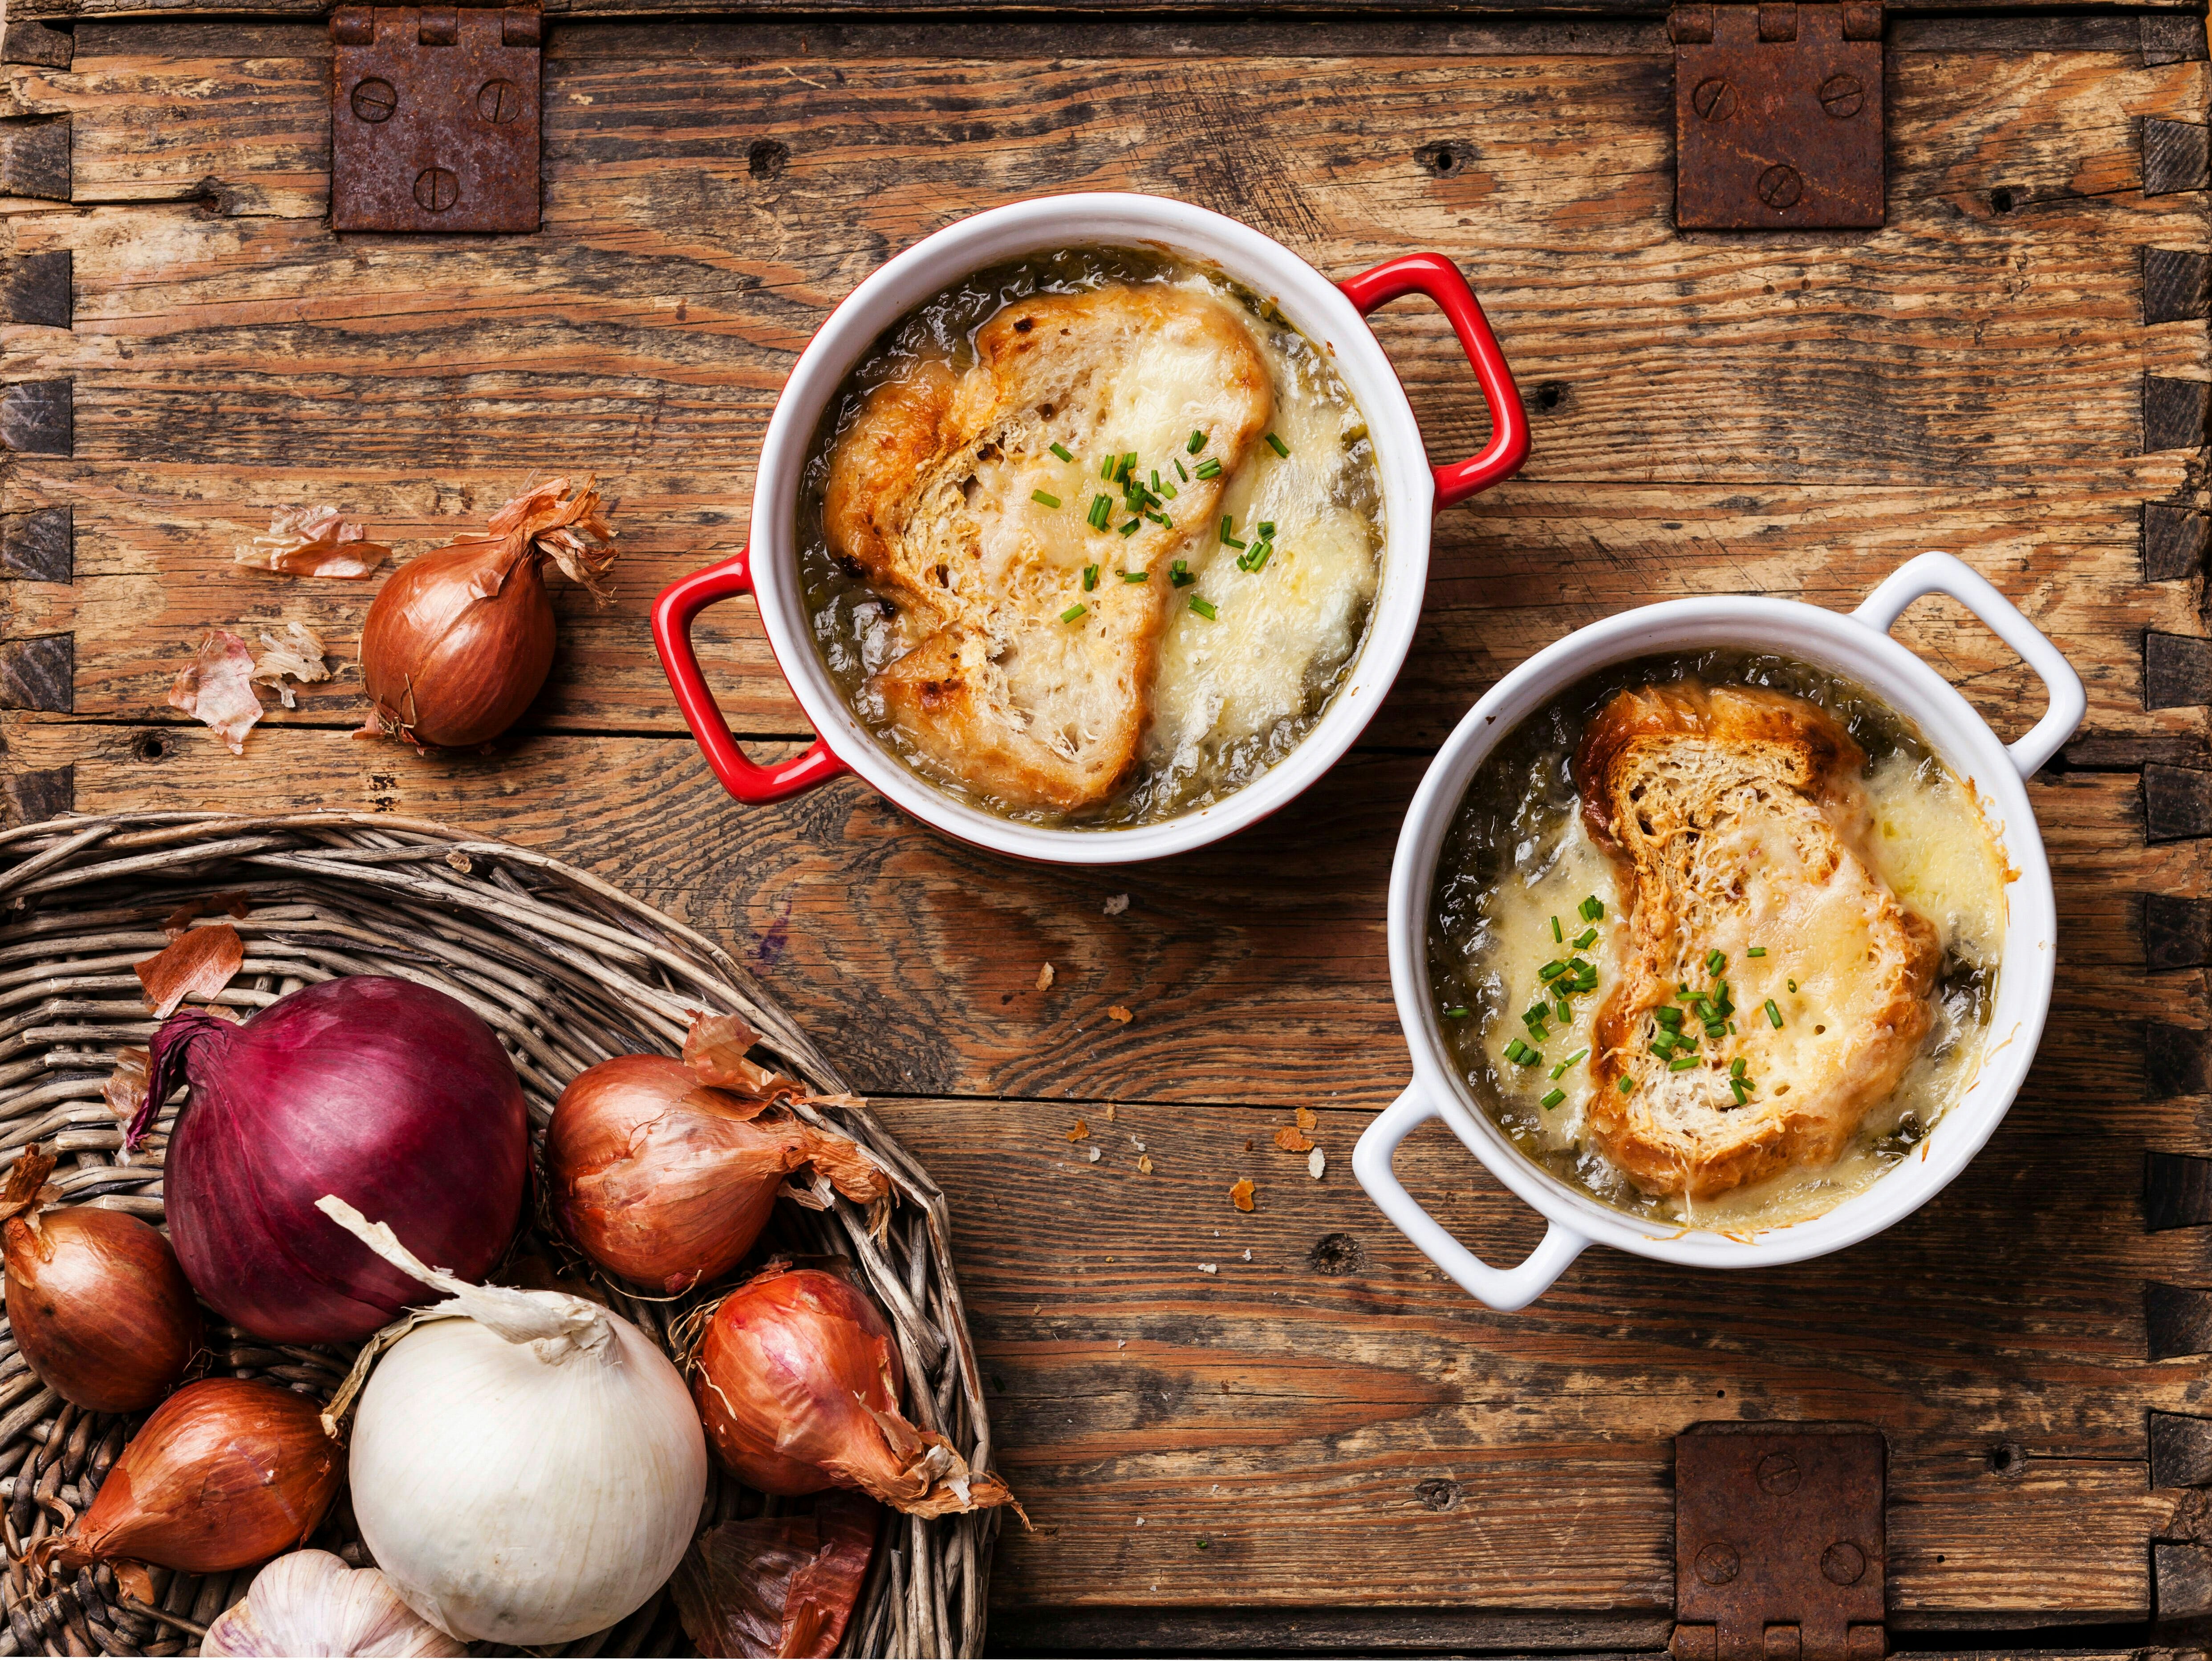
[1818,73,1865,118]
[349,77,397,122]
[1755,164,1804,210]
[1821,1542,1867,1586]
[1694,1542,1741,1586]
[1755,1450,1803,1491]
[477,78,521,124]
[414,166,459,212]
[1692,77,1738,120]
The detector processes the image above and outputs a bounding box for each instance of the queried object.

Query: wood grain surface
[1,9,2208,1648]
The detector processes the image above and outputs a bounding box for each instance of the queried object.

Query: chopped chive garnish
[1101,455,1115,480]
[1729,1079,1749,1105]
[1538,960,1567,982]
[1120,569,1149,583]
[1246,544,1272,572]
[1579,896,1604,922]
[1174,458,1189,482]
[1088,494,1112,529]
[1619,1076,1634,1095]
[1187,429,1207,454]
[1119,519,1142,537]
[1257,521,1276,538]
[1550,916,1563,942]
[1654,1007,1683,1030]
[1650,1037,1677,1060]
[1573,928,1598,950]
[1161,479,1177,500]
[1540,1088,1566,1110]
[1152,469,1164,492]
[1730,1057,1747,1078]
[1787,979,1798,992]
[1170,561,1195,588]
[1523,1003,1548,1027]
[1145,510,1172,527]
[1190,596,1217,621]
[1549,1060,1567,1080]
[1668,1056,1699,1073]
[1050,443,1074,462]
[1554,995,1572,1024]
[1082,564,1098,592]
[1220,516,1246,549]
[1747,946,1767,958]
[1765,999,1783,1028]
[1705,949,1726,975]
[1565,958,1590,977]
[1264,432,1290,458]
[1032,490,1061,508]
[1444,1005,1469,1018]
[1678,980,1691,995]
[1726,1021,1736,1034]
[1193,458,1223,479]
[1059,603,1087,624]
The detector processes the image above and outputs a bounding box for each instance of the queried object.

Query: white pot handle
[1352,1085,1590,1312]
[1851,550,2086,780]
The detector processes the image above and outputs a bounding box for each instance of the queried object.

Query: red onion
[130,975,528,1344]
[691,1265,1021,1519]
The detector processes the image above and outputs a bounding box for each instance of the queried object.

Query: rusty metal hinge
[330,4,540,234]
[1671,1424,1887,1661]
[1672,1,1884,230]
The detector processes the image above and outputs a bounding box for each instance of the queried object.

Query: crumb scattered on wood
[233,505,390,579]
[1107,1005,1133,1024]
[1066,1119,1088,1142]
[1308,1147,1326,1180]
[1036,962,1055,991]
[1274,1127,1314,1153]
[1085,1146,1100,1163]
[1103,894,1129,916]
[1101,1104,1116,1122]
[1229,1178,1256,1213]
[1137,1153,1153,1174]
[1295,1106,1317,1132]
[1197,1263,1216,1274]
[168,629,264,754]
[250,621,333,709]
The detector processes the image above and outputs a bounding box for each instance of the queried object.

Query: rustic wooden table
[1,1,2209,1650]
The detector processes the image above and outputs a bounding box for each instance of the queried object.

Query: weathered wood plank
[2145,501,2208,580]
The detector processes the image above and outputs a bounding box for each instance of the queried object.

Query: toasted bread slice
[822,283,1272,813]
[1575,682,1941,1201]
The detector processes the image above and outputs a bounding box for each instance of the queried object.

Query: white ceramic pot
[653,192,1529,865]
[1352,552,2086,1310]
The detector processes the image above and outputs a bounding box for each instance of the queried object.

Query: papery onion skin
[134,976,528,1344]
[4,1206,202,1412]
[54,1378,341,1576]
[361,541,556,748]
[202,1551,465,1659]
[548,1055,831,1293]
[350,1308,707,1646]
[693,1266,906,1496]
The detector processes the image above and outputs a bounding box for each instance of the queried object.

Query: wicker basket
[0,810,1000,1658]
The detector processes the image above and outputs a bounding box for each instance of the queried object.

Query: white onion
[317,1197,708,1647]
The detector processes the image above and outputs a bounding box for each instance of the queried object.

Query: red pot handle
[1338,252,1530,510]
[651,548,849,805]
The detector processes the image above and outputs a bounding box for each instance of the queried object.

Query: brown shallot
[47,1377,341,1591]
[689,1263,1022,1519]
[547,1012,889,1294]
[670,1492,877,1659]
[359,476,614,748]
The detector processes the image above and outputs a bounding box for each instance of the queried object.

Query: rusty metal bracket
[330,4,540,234]
[1672,1,1883,230]
[1671,1423,1886,1661]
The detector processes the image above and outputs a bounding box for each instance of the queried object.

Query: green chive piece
[1152,469,1164,492]
[1668,1056,1699,1072]
[1727,1021,1737,1034]
[1444,1005,1469,1018]
[1194,458,1223,479]
[1088,494,1111,529]
[1746,946,1767,958]
[1565,958,1589,977]
[1730,1079,1749,1105]
[1170,561,1195,588]
[1730,1057,1747,1078]
[1538,961,1567,982]
[1050,443,1074,463]
[1619,1076,1634,1095]
[1563,1047,1589,1069]
[1787,979,1798,992]
[1650,1037,1677,1060]
[1540,1088,1566,1110]
[1032,490,1061,508]
[1265,432,1290,458]
[1765,999,1783,1028]
[1705,949,1726,976]
[1654,1007,1683,1030]
[1100,455,1115,480]
[1119,520,1142,538]
[1120,569,1149,583]
[1573,927,1598,950]
[1060,603,1087,624]
[1082,564,1098,592]
[1248,544,1272,572]
[1175,459,1189,482]
[1522,1004,1548,1028]
[1579,896,1604,922]
[1678,980,1691,995]
[1145,510,1172,527]
[1550,916,1563,942]
[1187,429,1207,454]
[1220,516,1246,550]
[1190,596,1217,621]
[1554,995,1572,1024]
[1257,521,1277,538]
[1161,479,1178,500]
[1548,1060,1567,1080]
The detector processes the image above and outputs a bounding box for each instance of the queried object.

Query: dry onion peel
[671,1492,877,1659]
[201,1550,464,1658]
[132,921,244,1021]
[167,629,263,754]
[318,1196,708,1647]
[233,505,390,579]
[359,476,614,748]
[250,621,332,709]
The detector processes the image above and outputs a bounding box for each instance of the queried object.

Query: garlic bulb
[201,1551,464,1658]
[318,1197,707,1647]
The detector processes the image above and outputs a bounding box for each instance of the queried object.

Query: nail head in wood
[0,636,69,714]
[2146,248,2211,326]
[0,382,67,458]
[2147,1282,2212,1360]
[2157,1539,2212,1627]
[2147,893,2212,970]
[0,21,70,69]
[0,118,68,203]
[2145,378,2210,453]
[2145,634,2212,709]
[2145,763,2212,841]
[0,764,69,829]
[2146,503,2209,581]
[0,252,69,332]
[2143,14,2210,67]
[2146,119,2212,196]
[0,508,70,585]
[2147,1026,2210,1101]
[2147,1150,2212,1228]
[2153,1412,2212,1487]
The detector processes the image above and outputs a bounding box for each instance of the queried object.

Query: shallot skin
[361,542,556,748]
[692,1267,905,1496]
[142,977,528,1344]
[3,1207,201,1412]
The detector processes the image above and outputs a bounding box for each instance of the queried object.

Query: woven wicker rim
[0,809,999,1658]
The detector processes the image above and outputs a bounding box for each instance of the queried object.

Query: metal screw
[477,78,521,123]
[414,167,459,212]
[1755,1450,1803,1492]
[1692,77,1738,120]
[1821,1542,1867,1586]
[349,77,397,122]
[1818,73,1865,118]
[1756,165,1804,209]
[1694,1542,1740,1586]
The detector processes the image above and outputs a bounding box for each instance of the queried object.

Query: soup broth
[1426,651,2009,1232]
[796,246,1387,827]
